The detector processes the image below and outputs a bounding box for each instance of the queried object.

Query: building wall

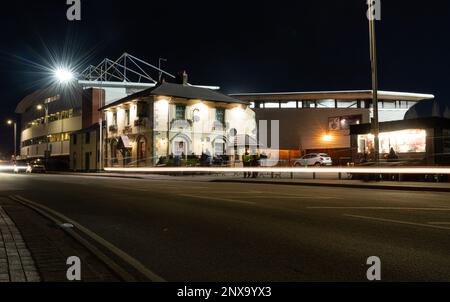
[104,97,256,167]
[70,129,100,171]
[254,108,370,153]
[20,116,82,158]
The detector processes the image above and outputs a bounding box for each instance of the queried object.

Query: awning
[118,136,132,149]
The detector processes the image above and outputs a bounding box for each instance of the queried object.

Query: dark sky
[1,0,449,156]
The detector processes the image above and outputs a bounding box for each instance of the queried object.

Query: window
[358,129,427,154]
[137,102,148,118]
[85,132,90,144]
[216,108,225,125]
[280,101,298,108]
[112,112,117,126]
[263,102,280,108]
[125,109,130,126]
[175,105,186,120]
[317,99,336,108]
[337,100,358,108]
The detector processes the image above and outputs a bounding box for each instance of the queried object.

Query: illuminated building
[350,117,450,165]
[14,53,218,170]
[232,90,434,164]
[101,74,256,168]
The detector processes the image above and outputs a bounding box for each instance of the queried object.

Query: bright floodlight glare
[54,68,74,84]
[6,120,13,125]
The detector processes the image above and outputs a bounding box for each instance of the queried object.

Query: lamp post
[368,0,380,163]
[6,120,17,160]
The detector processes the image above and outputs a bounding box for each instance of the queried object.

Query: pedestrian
[252,154,261,178]
[242,151,251,178]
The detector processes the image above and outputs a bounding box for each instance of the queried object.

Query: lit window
[216,108,225,125]
[263,102,280,108]
[280,101,298,108]
[358,129,427,154]
[317,99,335,108]
[175,105,186,120]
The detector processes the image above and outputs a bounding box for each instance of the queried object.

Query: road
[1,173,450,282]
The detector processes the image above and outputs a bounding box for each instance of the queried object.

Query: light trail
[105,166,450,174]
[0,166,27,172]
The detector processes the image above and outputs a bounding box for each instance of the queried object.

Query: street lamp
[6,120,17,160]
[368,0,380,163]
[54,67,74,84]
[36,103,49,124]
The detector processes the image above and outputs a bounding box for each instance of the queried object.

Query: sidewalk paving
[0,197,119,282]
[0,206,40,282]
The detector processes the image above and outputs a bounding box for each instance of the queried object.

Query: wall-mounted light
[322,134,333,142]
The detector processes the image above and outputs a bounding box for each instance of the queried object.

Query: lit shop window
[263,102,280,108]
[358,129,427,154]
[280,101,298,108]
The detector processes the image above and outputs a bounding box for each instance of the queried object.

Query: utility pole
[6,120,17,161]
[368,0,380,163]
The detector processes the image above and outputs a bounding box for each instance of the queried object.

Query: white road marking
[428,222,450,225]
[308,206,450,211]
[344,214,450,231]
[178,194,255,205]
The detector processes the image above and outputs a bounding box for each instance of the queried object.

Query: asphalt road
[1,173,449,282]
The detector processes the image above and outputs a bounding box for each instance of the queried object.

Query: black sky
[1,0,449,156]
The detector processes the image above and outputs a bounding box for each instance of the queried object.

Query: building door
[137,137,147,166]
[174,141,187,156]
[85,152,90,171]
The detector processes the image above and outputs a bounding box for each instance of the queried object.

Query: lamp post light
[54,68,74,84]
[6,120,17,161]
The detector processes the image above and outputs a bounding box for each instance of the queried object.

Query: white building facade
[102,82,257,167]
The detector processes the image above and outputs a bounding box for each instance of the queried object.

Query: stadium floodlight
[54,67,74,84]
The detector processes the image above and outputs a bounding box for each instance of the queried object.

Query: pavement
[0,205,39,282]
[1,172,449,282]
[0,196,119,282]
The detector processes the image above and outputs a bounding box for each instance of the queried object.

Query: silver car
[293,153,333,167]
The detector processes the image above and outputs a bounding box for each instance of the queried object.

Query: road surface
[1,173,449,281]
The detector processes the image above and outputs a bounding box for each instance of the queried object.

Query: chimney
[176,70,188,85]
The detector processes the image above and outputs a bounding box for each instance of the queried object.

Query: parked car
[27,162,46,173]
[293,153,333,167]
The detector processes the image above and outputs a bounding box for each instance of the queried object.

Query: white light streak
[0,166,28,172]
[104,167,450,175]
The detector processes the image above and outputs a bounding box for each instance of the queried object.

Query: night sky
[1,0,449,156]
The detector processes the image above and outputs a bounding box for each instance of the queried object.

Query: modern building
[14,53,218,170]
[232,90,435,164]
[350,117,450,165]
[101,76,256,168]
